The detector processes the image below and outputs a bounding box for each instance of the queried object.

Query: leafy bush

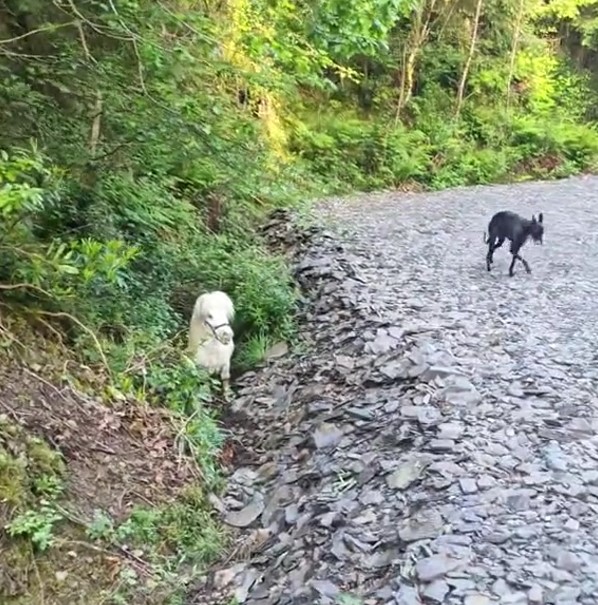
[509,116,598,175]
[0,148,139,323]
[290,111,431,190]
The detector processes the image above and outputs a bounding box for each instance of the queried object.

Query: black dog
[485,211,544,276]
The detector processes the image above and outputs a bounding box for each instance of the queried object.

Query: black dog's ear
[538,212,543,223]
[531,214,537,223]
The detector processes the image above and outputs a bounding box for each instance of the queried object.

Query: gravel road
[197,175,598,605]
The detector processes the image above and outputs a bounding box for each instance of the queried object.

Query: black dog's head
[529,212,544,244]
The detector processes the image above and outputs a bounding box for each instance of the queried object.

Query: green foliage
[87,492,223,563]
[87,509,116,542]
[141,357,225,484]
[0,418,66,555]
[234,332,272,370]
[291,110,430,190]
[0,147,140,323]
[87,489,225,604]
[6,500,63,552]
[121,488,224,564]
[308,0,412,59]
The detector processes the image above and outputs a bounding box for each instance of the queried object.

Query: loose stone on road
[194,176,598,605]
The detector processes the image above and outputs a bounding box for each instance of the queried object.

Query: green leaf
[57,265,80,275]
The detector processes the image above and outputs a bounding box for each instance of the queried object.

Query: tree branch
[0,21,76,45]
[89,90,103,154]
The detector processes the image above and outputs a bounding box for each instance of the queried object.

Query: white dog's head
[210,321,234,345]
[196,291,235,344]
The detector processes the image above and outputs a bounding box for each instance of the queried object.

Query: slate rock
[398,508,444,542]
[225,497,265,528]
[464,596,492,605]
[437,422,465,440]
[401,405,442,425]
[430,438,456,452]
[386,455,430,489]
[459,478,478,494]
[555,550,582,571]
[313,423,344,449]
[422,365,463,382]
[394,584,423,605]
[379,360,411,380]
[311,579,340,598]
[265,341,289,360]
[527,585,543,604]
[422,579,450,602]
[415,555,459,581]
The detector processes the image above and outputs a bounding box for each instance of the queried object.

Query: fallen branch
[61,538,153,576]
[22,366,73,403]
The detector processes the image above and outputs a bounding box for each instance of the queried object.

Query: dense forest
[2,0,598,602]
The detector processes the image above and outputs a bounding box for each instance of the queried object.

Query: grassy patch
[290,107,598,193]
[234,333,277,371]
[81,487,226,604]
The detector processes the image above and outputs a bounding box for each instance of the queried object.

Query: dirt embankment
[0,324,215,604]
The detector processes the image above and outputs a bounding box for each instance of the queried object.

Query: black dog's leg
[486,236,504,272]
[508,254,517,277]
[517,254,531,274]
[508,241,519,276]
[486,240,495,271]
[508,242,530,276]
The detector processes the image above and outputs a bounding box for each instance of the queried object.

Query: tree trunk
[395,0,438,122]
[506,0,525,109]
[455,0,484,118]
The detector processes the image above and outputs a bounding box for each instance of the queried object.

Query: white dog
[188,290,235,398]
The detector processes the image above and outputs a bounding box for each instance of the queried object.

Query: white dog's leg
[221,363,232,401]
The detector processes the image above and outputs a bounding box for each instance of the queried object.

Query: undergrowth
[289,102,598,193]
